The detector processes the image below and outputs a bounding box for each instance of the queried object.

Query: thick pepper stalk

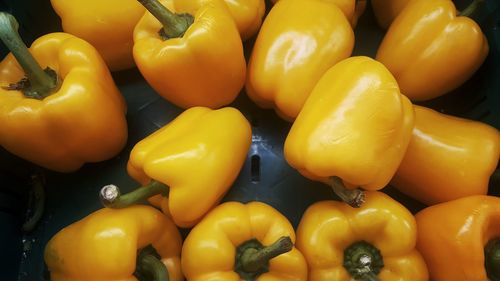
[44,205,183,281]
[173,0,265,40]
[416,195,500,281]
[376,0,488,101]
[391,105,500,205]
[50,0,145,71]
[297,191,428,281]
[0,13,127,172]
[284,56,414,207]
[133,0,246,109]
[100,107,251,228]
[246,0,354,121]
[182,201,308,281]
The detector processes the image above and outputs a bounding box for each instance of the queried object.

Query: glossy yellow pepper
[100,107,251,228]
[269,0,366,27]
[284,56,414,207]
[246,0,354,120]
[51,0,144,71]
[376,0,489,101]
[182,201,308,281]
[416,195,500,281]
[174,0,265,40]
[297,191,429,281]
[133,0,246,109]
[371,0,411,30]
[0,14,127,173]
[391,105,500,205]
[45,205,183,281]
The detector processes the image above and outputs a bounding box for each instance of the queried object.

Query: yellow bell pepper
[297,191,429,281]
[182,201,308,281]
[391,105,500,205]
[284,56,414,207]
[100,107,251,228]
[133,0,246,109]
[371,0,411,30]
[269,0,366,27]
[376,0,488,101]
[173,0,265,40]
[50,0,145,71]
[246,0,354,120]
[45,205,183,281]
[0,13,127,173]
[416,195,500,281]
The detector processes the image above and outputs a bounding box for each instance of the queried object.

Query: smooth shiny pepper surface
[0,33,127,172]
[297,191,428,281]
[392,105,500,205]
[246,0,354,120]
[51,0,144,71]
[44,205,183,281]
[127,107,252,228]
[284,56,414,191]
[133,0,246,109]
[182,201,308,281]
[416,195,500,281]
[376,0,489,101]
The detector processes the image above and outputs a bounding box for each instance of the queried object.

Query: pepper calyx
[344,240,384,281]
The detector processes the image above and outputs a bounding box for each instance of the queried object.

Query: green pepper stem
[327,177,365,208]
[240,236,293,273]
[344,241,384,281]
[136,247,169,281]
[22,173,45,232]
[137,0,193,39]
[0,12,57,98]
[485,238,500,281]
[100,181,169,208]
[459,0,484,17]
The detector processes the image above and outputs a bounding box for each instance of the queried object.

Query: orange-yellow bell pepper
[0,13,127,173]
[100,107,251,228]
[269,0,366,27]
[45,205,183,281]
[297,191,429,281]
[182,201,308,281]
[173,0,265,40]
[246,0,354,120]
[416,195,500,281]
[371,0,411,30]
[133,0,246,109]
[50,0,145,71]
[391,105,500,205]
[284,56,414,207]
[376,0,489,101]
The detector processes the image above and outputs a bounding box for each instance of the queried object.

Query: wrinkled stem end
[344,241,384,281]
[485,238,500,281]
[235,236,293,281]
[328,177,365,208]
[459,0,484,17]
[136,245,169,281]
[0,12,58,99]
[100,181,169,208]
[137,0,193,39]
